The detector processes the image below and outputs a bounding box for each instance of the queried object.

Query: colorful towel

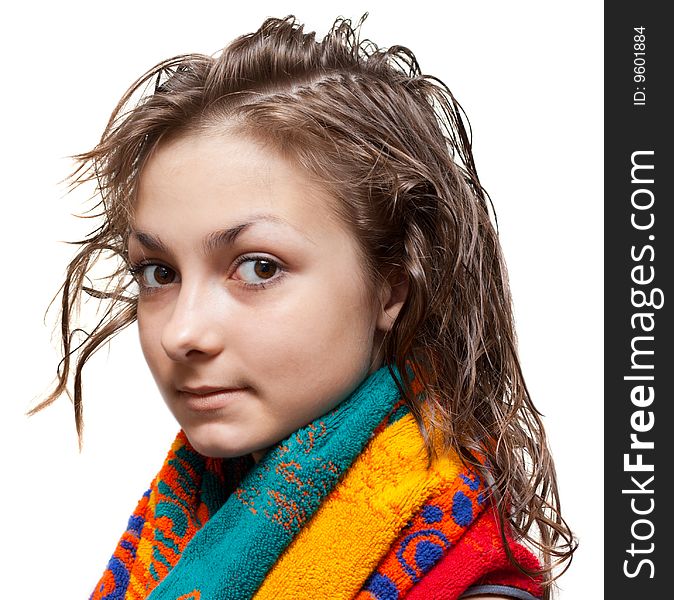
[90,361,542,599]
[403,503,544,599]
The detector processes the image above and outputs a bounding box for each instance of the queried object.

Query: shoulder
[464,597,518,600]
[463,597,525,600]
[459,583,542,600]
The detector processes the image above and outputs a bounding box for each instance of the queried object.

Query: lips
[178,386,249,411]
[180,385,245,395]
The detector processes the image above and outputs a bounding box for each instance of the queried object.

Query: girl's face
[129,131,406,461]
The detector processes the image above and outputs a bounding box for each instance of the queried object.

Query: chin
[182,425,253,459]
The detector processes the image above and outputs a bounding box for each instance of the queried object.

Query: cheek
[136,308,165,374]
[240,271,376,372]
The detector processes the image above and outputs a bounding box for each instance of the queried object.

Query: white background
[0,1,602,598]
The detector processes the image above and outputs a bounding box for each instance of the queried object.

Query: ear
[375,271,409,332]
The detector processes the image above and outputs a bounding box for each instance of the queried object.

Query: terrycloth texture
[90,361,542,599]
[254,411,480,599]
[253,413,542,600]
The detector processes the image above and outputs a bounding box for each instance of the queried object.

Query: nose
[160,280,225,362]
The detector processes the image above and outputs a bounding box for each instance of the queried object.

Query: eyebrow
[129,213,313,254]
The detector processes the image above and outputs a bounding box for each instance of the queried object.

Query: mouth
[177,387,249,412]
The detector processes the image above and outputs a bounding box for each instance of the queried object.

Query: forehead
[132,131,344,238]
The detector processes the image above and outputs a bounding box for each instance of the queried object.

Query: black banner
[605,3,672,596]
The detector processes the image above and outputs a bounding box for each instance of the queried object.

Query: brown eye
[253,260,277,279]
[152,266,176,285]
[236,257,284,288]
[139,264,177,288]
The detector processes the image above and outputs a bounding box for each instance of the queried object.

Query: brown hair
[31,13,575,595]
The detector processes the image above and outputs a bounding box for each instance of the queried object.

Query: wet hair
[31,13,575,595]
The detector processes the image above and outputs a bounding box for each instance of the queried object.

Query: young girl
[32,13,575,600]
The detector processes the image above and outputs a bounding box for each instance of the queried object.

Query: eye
[129,263,179,289]
[234,256,285,288]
